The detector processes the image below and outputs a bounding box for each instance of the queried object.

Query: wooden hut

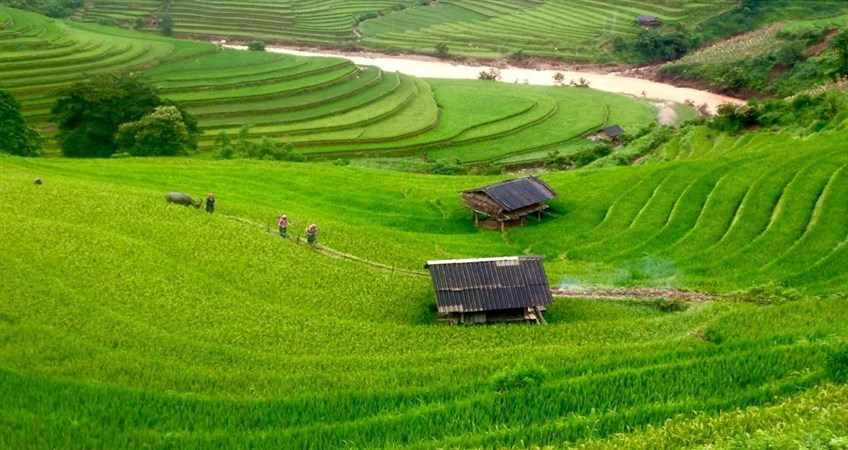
[425,256,553,325]
[461,176,558,231]
[637,15,661,27]
[589,125,625,143]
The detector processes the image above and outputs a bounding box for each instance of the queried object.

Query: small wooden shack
[637,15,661,27]
[425,256,553,325]
[461,176,558,231]
[589,125,625,143]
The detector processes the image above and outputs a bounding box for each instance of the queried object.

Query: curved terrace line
[228,45,746,114]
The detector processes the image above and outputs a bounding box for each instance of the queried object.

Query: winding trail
[229,44,746,116]
[224,214,718,300]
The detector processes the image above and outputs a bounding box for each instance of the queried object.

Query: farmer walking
[205,193,216,214]
[277,214,289,238]
[306,223,318,245]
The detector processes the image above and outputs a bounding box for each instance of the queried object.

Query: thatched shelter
[461,176,558,231]
[425,256,553,324]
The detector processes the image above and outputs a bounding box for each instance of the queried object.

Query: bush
[544,143,612,170]
[478,68,501,81]
[825,346,848,384]
[434,42,449,58]
[247,41,265,51]
[490,364,549,392]
[0,88,42,156]
[430,158,465,175]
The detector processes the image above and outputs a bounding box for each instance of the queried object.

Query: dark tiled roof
[637,15,660,22]
[463,176,558,212]
[601,125,624,137]
[425,256,553,313]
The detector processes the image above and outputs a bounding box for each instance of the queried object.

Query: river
[227,44,745,120]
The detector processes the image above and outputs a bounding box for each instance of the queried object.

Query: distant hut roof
[461,176,558,220]
[637,15,661,26]
[425,256,553,314]
[600,124,625,138]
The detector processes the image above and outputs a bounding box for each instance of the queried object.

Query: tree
[247,40,266,51]
[0,88,42,156]
[52,74,195,157]
[115,106,195,156]
[434,42,449,58]
[831,27,848,78]
[159,14,174,36]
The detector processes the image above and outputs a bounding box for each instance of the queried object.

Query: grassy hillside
[71,0,733,62]
[1,122,846,447]
[0,6,654,161]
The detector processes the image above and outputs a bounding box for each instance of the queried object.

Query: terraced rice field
[360,0,728,60]
[1,6,654,160]
[74,0,734,60]
[2,120,847,447]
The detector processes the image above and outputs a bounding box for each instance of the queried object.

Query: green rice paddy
[1,2,847,448]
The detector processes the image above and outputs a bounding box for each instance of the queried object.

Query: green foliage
[0,88,41,156]
[429,158,465,174]
[490,364,550,392]
[213,131,234,159]
[434,42,449,58]
[214,126,305,161]
[247,40,266,51]
[544,143,612,169]
[709,91,848,134]
[831,28,848,77]
[477,68,501,81]
[612,28,691,64]
[115,106,196,156]
[662,25,848,96]
[0,0,82,17]
[826,346,848,384]
[709,103,758,134]
[51,74,195,158]
[158,13,173,36]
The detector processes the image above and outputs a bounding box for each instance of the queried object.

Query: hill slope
[0,6,654,159]
[1,122,846,447]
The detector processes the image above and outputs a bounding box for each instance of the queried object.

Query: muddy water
[240,45,745,115]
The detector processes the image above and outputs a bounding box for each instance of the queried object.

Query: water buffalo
[165,192,202,208]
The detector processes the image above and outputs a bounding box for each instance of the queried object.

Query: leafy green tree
[831,28,848,78]
[213,131,235,159]
[0,88,42,156]
[247,40,266,51]
[52,74,194,158]
[0,0,83,18]
[159,14,174,36]
[115,106,195,156]
[434,42,449,58]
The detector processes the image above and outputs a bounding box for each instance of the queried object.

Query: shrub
[430,158,465,175]
[434,42,449,58]
[490,364,549,392]
[478,68,501,81]
[825,346,848,384]
[0,88,42,156]
[247,41,265,51]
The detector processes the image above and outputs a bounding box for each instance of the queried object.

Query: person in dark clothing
[205,193,215,213]
[306,223,318,245]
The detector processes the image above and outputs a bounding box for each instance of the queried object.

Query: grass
[1,120,847,446]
